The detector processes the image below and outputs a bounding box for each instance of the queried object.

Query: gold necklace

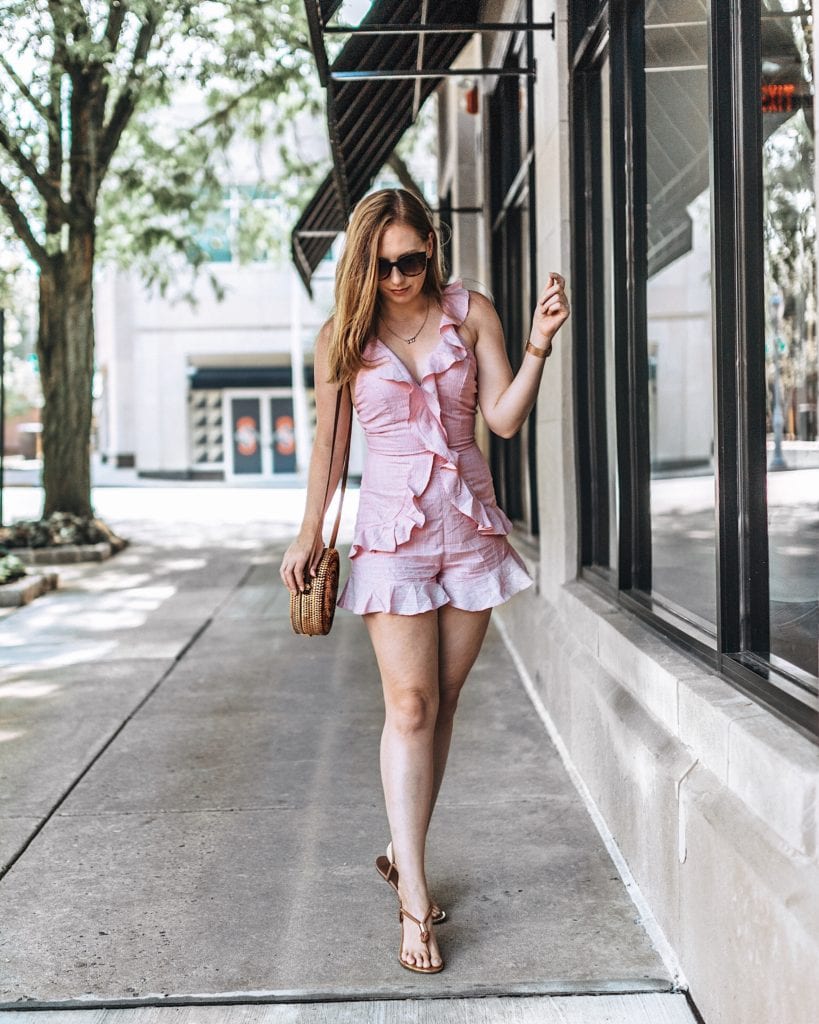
[381,297,430,345]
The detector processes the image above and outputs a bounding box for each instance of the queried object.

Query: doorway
[223,389,296,481]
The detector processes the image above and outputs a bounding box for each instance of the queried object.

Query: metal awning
[292,1,555,293]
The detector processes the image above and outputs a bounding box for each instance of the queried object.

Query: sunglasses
[376,251,429,280]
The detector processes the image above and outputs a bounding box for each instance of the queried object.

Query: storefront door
[224,389,296,480]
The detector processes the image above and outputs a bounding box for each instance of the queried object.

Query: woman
[280,188,570,975]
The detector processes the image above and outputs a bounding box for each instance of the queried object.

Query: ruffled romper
[337,280,533,616]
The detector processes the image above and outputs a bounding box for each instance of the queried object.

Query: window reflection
[601,56,618,570]
[762,0,819,679]
[644,0,716,629]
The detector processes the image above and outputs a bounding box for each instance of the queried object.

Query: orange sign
[235,416,258,456]
[762,82,796,114]
[275,415,296,456]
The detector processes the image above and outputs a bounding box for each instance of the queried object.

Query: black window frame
[571,0,818,742]
[487,31,540,536]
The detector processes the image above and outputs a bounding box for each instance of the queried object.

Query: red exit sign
[762,82,797,113]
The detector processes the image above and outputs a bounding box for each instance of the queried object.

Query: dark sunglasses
[377,251,429,280]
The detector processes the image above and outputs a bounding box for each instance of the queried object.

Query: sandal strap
[399,903,434,943]
[385,842,399,887]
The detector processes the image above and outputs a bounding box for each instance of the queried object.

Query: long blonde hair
[327,188,446,383]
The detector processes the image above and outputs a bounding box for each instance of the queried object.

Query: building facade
[295,2,819,1022]
[95,258,336,481]
[93,92,350,483]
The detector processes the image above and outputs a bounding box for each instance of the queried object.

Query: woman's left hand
[529,272,570,352]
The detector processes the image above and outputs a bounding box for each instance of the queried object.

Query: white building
[95,257,337,481]
[94,88,351,483]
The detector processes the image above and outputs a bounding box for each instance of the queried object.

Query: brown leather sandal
[398,903,444,974]
[375,842,447,924]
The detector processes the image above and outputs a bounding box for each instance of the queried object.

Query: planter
[11,541,120,565]
[0,571,59,607]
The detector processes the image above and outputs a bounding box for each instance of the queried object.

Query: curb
[9,541,118,565]
[0,571,60,607]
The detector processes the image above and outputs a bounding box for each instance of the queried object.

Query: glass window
[601,54,619,572]
[644,0,716,629]
[575,47,617,576]
[488,45,538,533]
[572,0,818,731]
[761,0,819,680]
[194,205,232,263]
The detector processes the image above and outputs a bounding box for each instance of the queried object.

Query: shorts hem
[337,571,533,617]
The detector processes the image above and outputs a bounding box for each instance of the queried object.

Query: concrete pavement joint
[0,977,678,1012]
[50,806,304,817]
[0,560,258,885]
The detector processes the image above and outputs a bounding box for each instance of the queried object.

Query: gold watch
[525,339,552,359]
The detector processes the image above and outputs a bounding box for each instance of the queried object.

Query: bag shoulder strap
[320,384,352,550]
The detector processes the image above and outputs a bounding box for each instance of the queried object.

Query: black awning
[292,0,481,293]
[189,366,317,390]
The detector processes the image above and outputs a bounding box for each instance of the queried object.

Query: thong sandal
[375,842,447,924]
[398,903,444,974]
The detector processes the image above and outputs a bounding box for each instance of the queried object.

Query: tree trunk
[36,224,96,518]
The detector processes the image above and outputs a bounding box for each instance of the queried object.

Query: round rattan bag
[289,546,340,636]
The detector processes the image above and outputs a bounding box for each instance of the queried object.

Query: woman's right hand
[279,532,324,594]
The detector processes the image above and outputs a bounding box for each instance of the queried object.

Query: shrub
[0,553,27,584]
[0,512,126,551]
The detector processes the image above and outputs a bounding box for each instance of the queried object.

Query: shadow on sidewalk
[0,538,675,1008]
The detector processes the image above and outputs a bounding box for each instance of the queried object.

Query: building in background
[294,3,819,1022]
[95,83,435,484]
[94,90,344,483]
[95,253,335,481]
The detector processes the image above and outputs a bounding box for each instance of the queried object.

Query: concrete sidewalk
[0,503,697,1021]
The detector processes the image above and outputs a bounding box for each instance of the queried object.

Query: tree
[0,1,326,516]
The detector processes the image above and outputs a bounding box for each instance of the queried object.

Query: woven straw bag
[290,386,351,637]
[289,546,340,636]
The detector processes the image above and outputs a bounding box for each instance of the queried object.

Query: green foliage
[0,0,329,295]
[0,553,26,584]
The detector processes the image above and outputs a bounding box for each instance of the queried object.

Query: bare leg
[365,609,443,970]
[428,605,492,828]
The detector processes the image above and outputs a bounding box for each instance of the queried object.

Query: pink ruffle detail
[350,278,510,557]
[337,576,449,616]
[439,546,533,611]
[439,279,470,333]
[337,542,532,616]
[348,457,433,558]
[425,280,470,379]
[443,468,513,536]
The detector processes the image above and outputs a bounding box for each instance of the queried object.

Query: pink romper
[337,280,533,616]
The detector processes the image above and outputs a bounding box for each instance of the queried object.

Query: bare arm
[472,274,570,439]
[280,319,353,593]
